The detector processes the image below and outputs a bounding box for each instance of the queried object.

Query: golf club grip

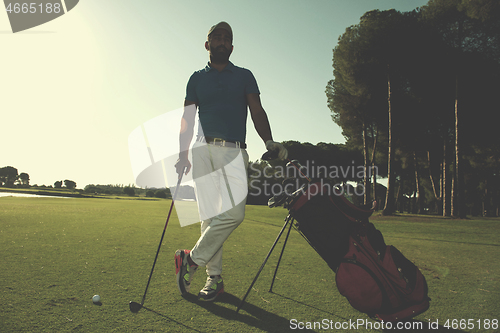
[262,149,279,161]
[164,166,187,231]
[171,167,187,203]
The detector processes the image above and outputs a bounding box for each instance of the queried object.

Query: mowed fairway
[1,196,499,332]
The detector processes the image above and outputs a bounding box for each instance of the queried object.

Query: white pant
[189,141,249,276]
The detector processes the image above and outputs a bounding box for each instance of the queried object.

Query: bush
[123,187,135,196]
[154,190,167,199]
[84,185,100,193]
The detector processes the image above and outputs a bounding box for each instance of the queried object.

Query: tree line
[325,0,500,217]
[0,166,185,199]
[83,184,173,198]
[0,166,78,190]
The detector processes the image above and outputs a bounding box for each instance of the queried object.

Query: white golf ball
[92,295,101,303]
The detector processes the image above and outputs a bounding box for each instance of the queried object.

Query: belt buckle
[213,138,224,146]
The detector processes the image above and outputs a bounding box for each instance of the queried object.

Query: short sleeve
[185,73,199,103]
[245,70,260,95]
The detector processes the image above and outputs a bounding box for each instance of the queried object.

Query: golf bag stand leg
[269,215,294,293]
[236,214,293,313]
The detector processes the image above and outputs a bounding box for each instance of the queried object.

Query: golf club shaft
[140,167,186,305]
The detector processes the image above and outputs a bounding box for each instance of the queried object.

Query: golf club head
[287,159,310,179]
[129,301,143,313]
[261,149,279,161]
[268,192,288,208]
[286,159,302,168]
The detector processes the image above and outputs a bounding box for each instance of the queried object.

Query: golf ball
[92,295,101,303]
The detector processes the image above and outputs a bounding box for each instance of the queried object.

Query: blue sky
[1,0,429,188]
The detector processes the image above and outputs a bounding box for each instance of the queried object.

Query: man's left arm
[247,93,288,159]
[247,93,273,143]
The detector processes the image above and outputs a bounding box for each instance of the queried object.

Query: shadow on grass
[271,291,350,321]
[270,293,467,333]
[133,297,467,333]
[134,305,204,333]
[183,292,315,333]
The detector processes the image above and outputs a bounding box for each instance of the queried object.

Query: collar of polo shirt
[205,61,235,73]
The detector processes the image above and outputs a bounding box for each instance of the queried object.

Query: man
[174,21,287,301]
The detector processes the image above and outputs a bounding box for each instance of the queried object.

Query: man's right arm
[176,99,197,176]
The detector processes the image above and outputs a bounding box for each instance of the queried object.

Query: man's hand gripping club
[265,140,288,160]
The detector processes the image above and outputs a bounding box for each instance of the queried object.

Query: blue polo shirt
[185,61,260,144]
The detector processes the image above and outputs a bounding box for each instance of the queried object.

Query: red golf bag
[290,181,430,322]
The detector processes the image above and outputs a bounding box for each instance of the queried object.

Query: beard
[210,45,232,64]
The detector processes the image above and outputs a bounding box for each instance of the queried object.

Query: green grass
[1,197,499,332]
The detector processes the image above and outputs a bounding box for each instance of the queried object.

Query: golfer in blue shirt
[175,21,287,301]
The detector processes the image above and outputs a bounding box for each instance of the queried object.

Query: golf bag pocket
[335,235,430,321]
[289,182,376,271]
[291,192,353,271]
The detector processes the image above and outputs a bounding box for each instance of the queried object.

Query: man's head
[205,22,233,64]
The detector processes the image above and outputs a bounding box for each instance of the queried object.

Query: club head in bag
[287,159,304,172]
[262,149,279,161]
[129,301,143,313]
[268,191,288,208]
[286,159,311,181]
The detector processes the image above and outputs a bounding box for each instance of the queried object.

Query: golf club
[261,148,278,161]
[129,167,187,313]
[286,159,311,182]
[262,149,311,181]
